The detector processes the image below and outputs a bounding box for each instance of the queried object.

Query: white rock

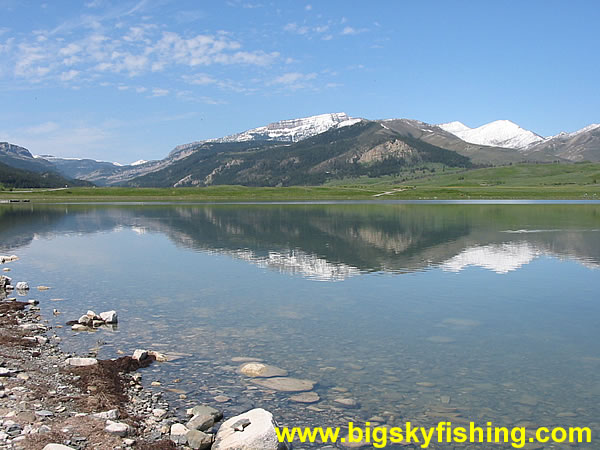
[66,357,98,367]
[171,423,189,436]
[71,324,91,332]
[78,315,92,325]
[15,282,29,290]
[93,409,119,420]
[105,420,129,437]
[132,349,148,361]
[212,408,287,450]
[239,363,288,378]
[99,310,118,323]
[43,445,76,450]
[19,323,47,333]
[152,408,167,419]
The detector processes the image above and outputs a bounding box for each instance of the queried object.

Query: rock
[212,408,288,450]
[333,397,359,408]
[123,439,136,446]
[37,286,51,291]
[19,323,47,332]
[187,414,214,432]
[239,363,288,378]
[71,324,91,332]
[289,392,320,403]
[132,349,148,361]
[186,405,223,421]
[35,410,54,417]
[214,395,231,403]
[78,315,92,325]
[43,445,76,450]
[148,350,168,362]
[105,420,129,437]
[171,423,189,444]
[15,281,29,290]
[99,310,118,323]
[93,409,119,420]
[152,408,167,419]
[186,429,213,450]
[66,357,98,367]
[0,368,12,377]
[231,356,263,363]
[251,377,315,392]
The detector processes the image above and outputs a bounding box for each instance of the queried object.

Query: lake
[1,202,599,448]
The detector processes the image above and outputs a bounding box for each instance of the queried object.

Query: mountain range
[1,113,599,188]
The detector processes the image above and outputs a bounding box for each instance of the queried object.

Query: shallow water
[1,203,599,448]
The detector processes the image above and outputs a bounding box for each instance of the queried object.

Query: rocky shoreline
[0,257,290,450]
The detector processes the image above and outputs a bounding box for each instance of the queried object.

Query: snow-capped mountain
[438,120,545,150]
[211,112,361,143]
[526,123,600,162]
[130,159,149,166]
[549,123,600,140]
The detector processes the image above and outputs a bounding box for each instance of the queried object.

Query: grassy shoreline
[1,164,599,202]
[0,184,599,202]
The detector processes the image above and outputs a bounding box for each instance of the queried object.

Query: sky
[0,0,599,163]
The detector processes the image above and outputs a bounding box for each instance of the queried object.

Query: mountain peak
[438,119,544,150]
[438,121,471,134]
[213,112,356,144]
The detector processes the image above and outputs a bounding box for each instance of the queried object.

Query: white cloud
[341,26,368,35]
[271,72,317,90]
[183,73,217,85]
[305,4,312,11]
[24,121,60,135]
[3,21,280,86]
[151,87,169,97]
[60,70,80,81]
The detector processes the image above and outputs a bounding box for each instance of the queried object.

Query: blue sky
[1,0,598,163]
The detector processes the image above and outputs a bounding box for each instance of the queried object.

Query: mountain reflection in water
[1,203,598,281]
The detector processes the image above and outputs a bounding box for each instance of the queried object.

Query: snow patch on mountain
[550,123,600,139]
[438,120,545,149]
[211,112,357,143]
[130,159,149,166]
[438,121,471,134]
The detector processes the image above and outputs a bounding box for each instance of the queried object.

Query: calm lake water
[1,202,599,448]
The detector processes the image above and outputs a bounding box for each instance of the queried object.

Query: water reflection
[1,203,599,280]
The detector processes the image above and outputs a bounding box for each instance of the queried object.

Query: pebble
[105,420,130,437]
[186,429,213,450]
[65,357,98,367]
[239,362,288,378]
[251,377,316,392]
[333,397,359,408]
[289,392,320,403]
